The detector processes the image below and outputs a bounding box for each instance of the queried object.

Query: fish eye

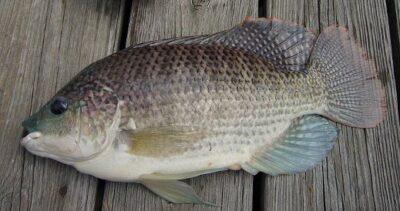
[50,97,69,115]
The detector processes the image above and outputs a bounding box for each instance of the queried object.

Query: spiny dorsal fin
[246,115,339,176]
[132,17,316,72]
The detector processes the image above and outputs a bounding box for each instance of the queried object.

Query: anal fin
[140,179,216,206]
[247,115,339,176]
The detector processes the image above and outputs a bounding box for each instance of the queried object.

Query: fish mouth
[21,131,42,146]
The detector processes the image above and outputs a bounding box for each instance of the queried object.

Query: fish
[21,17,386,205]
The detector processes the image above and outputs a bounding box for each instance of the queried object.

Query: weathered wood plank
[263,0,400,210]
[0,0,125,210]
[102,0,257,210]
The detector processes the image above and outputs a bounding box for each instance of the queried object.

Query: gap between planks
[386,0,400,111]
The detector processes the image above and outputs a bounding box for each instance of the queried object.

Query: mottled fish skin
[60,44,325,134]
[66,44,327,179]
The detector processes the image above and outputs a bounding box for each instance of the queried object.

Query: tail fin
[309,26,386,128]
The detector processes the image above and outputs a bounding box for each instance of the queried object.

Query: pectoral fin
[129,126,208,157]
[141,179,216,206]
[246,115,339,176]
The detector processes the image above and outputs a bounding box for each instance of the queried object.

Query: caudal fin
[309,26,386,128]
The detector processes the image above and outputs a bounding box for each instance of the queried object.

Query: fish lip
[21,132,42,146]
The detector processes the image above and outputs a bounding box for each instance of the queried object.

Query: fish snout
[22,115,38,133]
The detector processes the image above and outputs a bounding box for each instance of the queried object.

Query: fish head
[21,68,121,164]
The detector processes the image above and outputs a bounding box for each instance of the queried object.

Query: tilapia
[21,17,386,204]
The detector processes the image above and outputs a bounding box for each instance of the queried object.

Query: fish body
[72,44,324,180]
[21,18,386,204]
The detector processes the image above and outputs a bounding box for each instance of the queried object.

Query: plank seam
[385,0,400,208]
[386,0,400,121]
[118,0,134,50]
[94,180,105,211]
[258,0,266,18]
[253,174,265,211]
[253,1,267,210]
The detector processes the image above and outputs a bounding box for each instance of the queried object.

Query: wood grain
[0,0,125,210]
[263,0,400,210]
[102,0,257,210]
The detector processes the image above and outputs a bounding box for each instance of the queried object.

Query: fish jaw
[20,130,102,165]
[21,131,42,146]
[20,131,50,157]
[20,132,74,165]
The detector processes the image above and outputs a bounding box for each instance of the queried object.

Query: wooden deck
[0,0,399,210]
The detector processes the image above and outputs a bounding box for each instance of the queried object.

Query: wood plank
[0,0,125,210]
[263,0,400,210]
[102,0,257,210]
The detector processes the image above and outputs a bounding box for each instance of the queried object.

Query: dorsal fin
[132,17,316,72]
